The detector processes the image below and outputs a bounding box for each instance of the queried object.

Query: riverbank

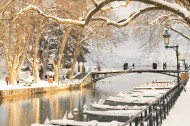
[0,81,80,99]
[0,72,93,99]
[162,80,190,126]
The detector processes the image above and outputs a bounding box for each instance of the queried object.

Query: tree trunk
[52,26,73,83]
[33,62,39,83]
[69,42,80,80]
[42,40,51,80]
[54,66,59,83]
[43,62,47,80]
[8,69,17,85]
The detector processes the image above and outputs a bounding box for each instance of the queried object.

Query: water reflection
[0,73,175,126]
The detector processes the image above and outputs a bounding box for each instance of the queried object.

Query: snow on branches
[6,0,190,29]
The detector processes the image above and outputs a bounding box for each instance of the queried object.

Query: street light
[163,30,180,85]
[163,30,170,46]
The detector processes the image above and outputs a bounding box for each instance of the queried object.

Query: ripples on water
[0,73,175,126]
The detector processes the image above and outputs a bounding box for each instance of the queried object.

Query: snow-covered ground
[162,80,190,126]
[0,80,59,90]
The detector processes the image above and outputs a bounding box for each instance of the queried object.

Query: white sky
[86,5,190,68]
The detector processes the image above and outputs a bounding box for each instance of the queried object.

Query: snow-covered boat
[50,119,124,126]
[133,82,176,90]
[105,96,155,106]
[31,115,125,126]
[31,124,53,126]
[31,117,53,126]
[133,86,172,90]
[128,89,168,94]
[84,110,141,122]
[91,102,147,110]
[115,91,162,98]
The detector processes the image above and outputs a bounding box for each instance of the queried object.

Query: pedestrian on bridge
[163,62,167,70]
[123,63,128,70]
[97,65,101,71]
[152,62,157,69]
[132,63,135,69]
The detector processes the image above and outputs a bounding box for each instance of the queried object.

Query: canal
[0,73,175,126]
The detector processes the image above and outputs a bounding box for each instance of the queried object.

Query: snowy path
[162,81,190,126]
[0,80,58,90]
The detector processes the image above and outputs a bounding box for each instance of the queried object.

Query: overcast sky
[85,5,190,69]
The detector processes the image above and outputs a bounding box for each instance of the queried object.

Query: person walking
[163,62,167,70]
[153,62,157,69]
[123,63,128,70]
[123,63,126,70]
[132,63,135,69]
[17,76,19,85]
[5,76,9,85]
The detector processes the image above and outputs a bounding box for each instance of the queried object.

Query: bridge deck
[90,68,188,82]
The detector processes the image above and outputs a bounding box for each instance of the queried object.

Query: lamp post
[163,30,180,85]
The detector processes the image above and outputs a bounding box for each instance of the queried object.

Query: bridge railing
[58,65,187,85]
[59,68,93,85]
[89,67,122,72]
[89,65,182,73]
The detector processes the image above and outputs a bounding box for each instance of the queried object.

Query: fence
[122,80,187,126]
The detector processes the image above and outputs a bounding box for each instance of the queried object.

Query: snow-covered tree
[25,16,44,84]
[1,0,190,85]
[7,0,189,44]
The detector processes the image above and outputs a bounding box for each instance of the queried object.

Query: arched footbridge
[90,66,187,82]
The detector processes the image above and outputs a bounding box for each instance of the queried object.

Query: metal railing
[58,69,92,85]
[122,80,187,126]
[89,65,187,72]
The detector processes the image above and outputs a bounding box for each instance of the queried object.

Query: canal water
[0,73,175,126]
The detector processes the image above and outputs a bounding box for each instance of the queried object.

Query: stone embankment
[0,73,93,99]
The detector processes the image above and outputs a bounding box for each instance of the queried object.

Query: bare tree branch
[91,0,98,7]
[101,1,131,11]
[92,6,160,28]
[135,0,190,24]
[5,0,190,29]
[167,25,190,41]
[169,18,190,31]
[8,4,85,27]
[0,0,12,13]
[150,13,174,25]
[85,0,115,24]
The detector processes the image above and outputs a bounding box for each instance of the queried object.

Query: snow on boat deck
[116,91,163,98]
[91,103,147,110]
[133,82,176,90]
[105,95,155,105]
[85,110,141,117]
[50,119,125,126]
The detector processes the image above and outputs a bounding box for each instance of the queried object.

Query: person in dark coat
[132,63,135,69]
[163,62,167,70]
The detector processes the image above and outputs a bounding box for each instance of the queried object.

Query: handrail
[122,80,187,126]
